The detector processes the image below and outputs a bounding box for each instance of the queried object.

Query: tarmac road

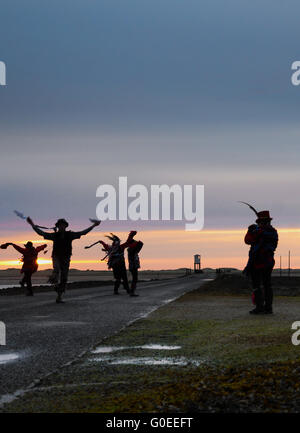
[0,274,210,402]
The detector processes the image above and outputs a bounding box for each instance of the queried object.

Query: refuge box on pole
[194,254,202,273]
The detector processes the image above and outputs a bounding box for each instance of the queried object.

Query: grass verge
[2,279,300,413]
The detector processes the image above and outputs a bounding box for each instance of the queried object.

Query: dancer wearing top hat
[0,241,47,296]
[241,203,278,314]
[26,217,101,303]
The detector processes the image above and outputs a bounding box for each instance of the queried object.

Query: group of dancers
[0,203,279,314]
[0,217,143,303]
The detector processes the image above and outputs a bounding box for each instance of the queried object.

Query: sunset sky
[1,1,300,270]
[1,228,299,271]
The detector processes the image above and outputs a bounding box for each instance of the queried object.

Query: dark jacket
[244,224,278,271]
[32,225,95,258]
[100,232,136,269]
[11,243,47,273]
[127,241,143,271]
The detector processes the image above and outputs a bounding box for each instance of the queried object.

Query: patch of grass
[3,289,300,413]
[6,360,300,413]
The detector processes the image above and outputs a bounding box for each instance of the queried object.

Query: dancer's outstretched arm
[85,241,101,249]
[120,231,137,250]
[2,243,26,254]
[99,240,110,251]
[27,217,54,240]
[36,244,48,253]
[74,220,101,237]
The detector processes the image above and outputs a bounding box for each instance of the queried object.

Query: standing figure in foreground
[27,217,101,303]
[96,231,137,296]
[127,236,143,296]
[243,209,278,314]
[0,241,47,296]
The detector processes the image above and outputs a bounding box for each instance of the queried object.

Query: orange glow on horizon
[1,227,300,270]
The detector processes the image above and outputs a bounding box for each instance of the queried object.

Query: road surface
[0,275,210,402]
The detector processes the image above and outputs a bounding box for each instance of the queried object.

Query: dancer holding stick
[85,231,138,296]
[27,216,101,303]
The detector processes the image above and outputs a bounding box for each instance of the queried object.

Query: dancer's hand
[0,243,10,249]
[89,219,101,226]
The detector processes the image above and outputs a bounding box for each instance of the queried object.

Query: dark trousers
[130,268,138,292]
[250,267,273,310]
[21,271,33,294]
[49,255,71,295]
[113,262,129,293]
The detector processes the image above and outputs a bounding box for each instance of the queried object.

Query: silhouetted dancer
[27,217,101,303]
[127,235,143,296]
[241,203,278,314]
[86,231,136,296]
[0,241,47,295]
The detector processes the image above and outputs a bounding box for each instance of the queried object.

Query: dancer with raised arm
[27,217,101,303]
[0,241,47,296]
[86,231,137,296]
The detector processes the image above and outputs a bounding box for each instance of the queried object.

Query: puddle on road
[90,344,204,367]
[109,357,187,366]
[92,344,181,354]
[163,298,177,304]
[0,353,19,365]
[90,356,204,366]
[139,344,181,350]
[92,346,127,354]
